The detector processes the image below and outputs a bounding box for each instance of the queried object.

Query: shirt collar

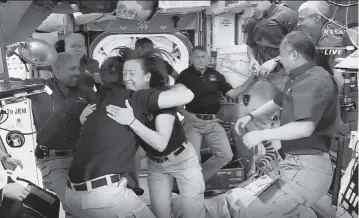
[289,60,317,80]
[264,4,277,18]
[190,65,211,75]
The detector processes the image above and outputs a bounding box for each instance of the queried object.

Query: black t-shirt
[68,83,161,183]
[140,108,186,157]
[176,66,232,114]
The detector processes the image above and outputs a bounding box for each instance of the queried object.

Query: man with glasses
[297,1,354,149]
[297,1,354,95]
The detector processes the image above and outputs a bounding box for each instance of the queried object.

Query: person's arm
[225,74,259,99]
[130,112,175,152]
[130,84,193,114]
[2,182,31,201]
[245,18,258,63]
[255,10,298,76]
[261,122,315,141]
[175,69,187,85]
[157,84,194,109]
[247,46,257,63]
[86,88,97,104]
[251,99,281,119]
[260,79,332,141]
[4,1,59,45]
[73,12,107,25]
[0,152,23,169]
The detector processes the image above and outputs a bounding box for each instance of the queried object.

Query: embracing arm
[226,74,259,99]
[157,84,194,109]
[129,114,175,152]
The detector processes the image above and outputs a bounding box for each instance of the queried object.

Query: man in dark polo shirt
[236,0,299,176]
[227,31,336,217]
[65,70,195,218]
[26,53,95,218]
[297,1,353,138]
[176,46,252,182]
[297,1,355,95]
[244,0,298,87]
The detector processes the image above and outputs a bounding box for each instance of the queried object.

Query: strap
[247,113,255,121]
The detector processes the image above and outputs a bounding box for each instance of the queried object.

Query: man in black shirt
[65,58,195,217]
[29,53,95,218]
[176,46,252,182]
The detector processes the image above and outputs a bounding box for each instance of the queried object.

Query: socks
[255,140,279,169]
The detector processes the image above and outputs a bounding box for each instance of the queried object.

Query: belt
[147,144,186,163]
[35,145,75,159]
[67,174,122,191]
[195,114,216,120]
[48,149,74,157]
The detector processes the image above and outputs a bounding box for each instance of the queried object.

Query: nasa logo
[209,75,216,81]
[322,21,345,43]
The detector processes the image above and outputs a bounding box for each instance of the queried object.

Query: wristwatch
[274,56,280,63]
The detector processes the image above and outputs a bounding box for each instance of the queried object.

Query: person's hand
[3,183,31,201]
[93,72,103,84]
[3,157,23,169]
[106,100,135,125]
[258,58,278,77]
[234,115,252,135]
[80,104,96,124]
[242,131,264,149]
[249,59,260,74]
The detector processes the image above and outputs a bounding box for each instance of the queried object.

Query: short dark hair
[55,40,65,53]
[191,45,207,54]
[135,37,155,57]
[282,31,316,60]
[138,0,159,21]
[101,56,126,82]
